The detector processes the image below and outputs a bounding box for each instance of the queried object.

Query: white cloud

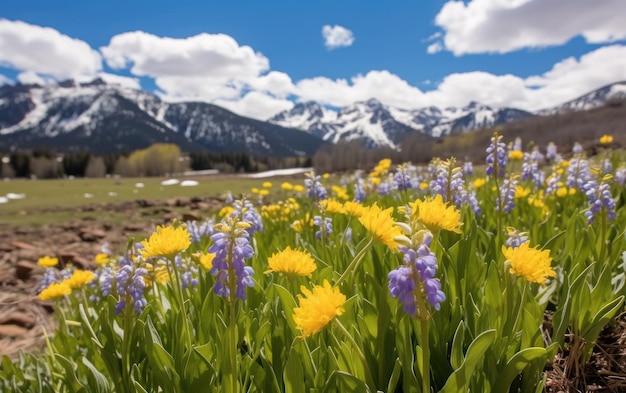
[101,31,269,78]
[215,91,294,120]
[322,25,355,49]
[0,19,101,77]
[17,71,52,85]
[427,42,443,54]
[433,0,626,55]
[0,74,12,86]
[295,70,426,109]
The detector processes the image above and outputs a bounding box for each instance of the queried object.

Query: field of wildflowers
[2,133,625,392]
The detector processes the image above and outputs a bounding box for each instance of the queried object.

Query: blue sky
[1,0,625,119]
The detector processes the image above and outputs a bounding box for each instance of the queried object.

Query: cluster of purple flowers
[174,255,198,289]
[231,199,264,235]
[616,167,626,186]
[583,179,617,224]
[430,159,481,215]
[463,161,474,176]
[313,215,333,239]
[208,219,255,300]
[521,149,545,188]
[497,178,518,213]
[304,173,328,201]
[393,164,413,191]
[37,268,59,293]
[377,178,394,196]
[545,142,558,162]
[354,178,366,203]
[388,233,446,316]
[187,219,215,244]
[567,158,593,191]
[115,255,148,315]
[486,133,507,177]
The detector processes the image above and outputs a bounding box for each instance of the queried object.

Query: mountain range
[1,79,625,155]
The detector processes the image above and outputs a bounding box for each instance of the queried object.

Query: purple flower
[208,219,255,300]
[583,179,617,224]
[354,178,366,203]
[37,268,58,293]
[546,142,557,162]
[463,161,474,176]
[187,219,215,244]
[231,199,264,235]
[389,237,446,315]
[497,178,517,213]
[486,133,507,177]
[567,158,592,191]
[616,167,626,186]
[304,173,328,201]
[521,150,545,188]
[115,258,148,315]
[572,143,583,154]
[393,164,413,191]
[313,215,333,239]
[505,228,529,248]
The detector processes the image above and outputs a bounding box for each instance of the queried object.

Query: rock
[0,324,29,337]
[164,198,178,207]
[0,312,36,328]
[79,228,106,242]
[15,261,38,281]
[9,241,35,250]
[182,212,202,222]
[123,223,145,232]
[175,197,191,207]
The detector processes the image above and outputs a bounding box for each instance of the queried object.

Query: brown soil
[0,196,222,361]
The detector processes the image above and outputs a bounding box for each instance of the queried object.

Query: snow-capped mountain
[0,79,326,156]
[270,99,533,147]
[538,81,626,115]
[270,98,431,149]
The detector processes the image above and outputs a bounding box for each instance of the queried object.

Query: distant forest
[2,99,624,178]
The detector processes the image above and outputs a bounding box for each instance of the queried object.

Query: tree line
[1,144,313,179]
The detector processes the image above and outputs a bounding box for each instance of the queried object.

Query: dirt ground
[1,196,625,392]
[0,196,222,361]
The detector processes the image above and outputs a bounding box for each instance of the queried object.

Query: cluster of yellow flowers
[38,268,95,301]
[261,198,300,222]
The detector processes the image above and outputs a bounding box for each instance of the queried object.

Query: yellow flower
[219,206,235,218]
[38,256,59,268]
[411,195,462,234]
[322,173,330,179]
[95,253,110,265]
[281,182,294,191]
[259,189,270,196]
[65,270,95,289]
[343,201,366,217]
[420,182,429,190]
[358,203,403,250]
[293,185,305,193]
[38,282,71,300]
[198,253,215,270]
[293,280,345,338]
[140,225,191,260]
[473,178,486,189]
[503,243,556,285]
[600,134,613,145]
[265,246,316,277]
[514,186,531,198]
[251,187,260,194]
[509,150,524,160]
[320,199,345,214]
[331,185,349,200]
[144,261,170,285]
[262,181,272,188]
[292,214,314,233]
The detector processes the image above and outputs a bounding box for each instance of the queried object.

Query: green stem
[334,319,377,392]
[335,237,374,287]
[419,317,431,393]
[226,234,239,393]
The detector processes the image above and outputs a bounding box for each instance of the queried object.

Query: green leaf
[324,370,368,393]
[81,357,111,393]
[439,330,496,393]
[492,347,548,392]
[274,283,298,333]
[284,347,304,393]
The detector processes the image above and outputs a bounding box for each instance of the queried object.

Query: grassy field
[0,175,298,225]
